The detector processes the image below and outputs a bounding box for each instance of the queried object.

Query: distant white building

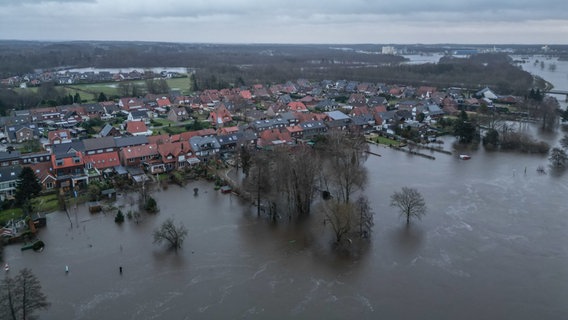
[381,46,396,55]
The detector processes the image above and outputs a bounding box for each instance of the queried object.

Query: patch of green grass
[65,83,119,99]
[151,118,174,127]
[32,193,60,213]
[0,208,23,226]
[165,77,190,94]
[373,136,399,146]
[163,126,188,135]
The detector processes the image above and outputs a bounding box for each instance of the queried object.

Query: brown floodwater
[2,133,567,319]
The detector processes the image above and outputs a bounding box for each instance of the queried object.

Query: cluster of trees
[241,131,374,246]
[549,133,568,168]
[239,130,430,249]
[0,268,50,319]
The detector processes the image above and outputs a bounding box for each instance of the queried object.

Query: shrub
[115,209,125,223]
[144,196,158,213]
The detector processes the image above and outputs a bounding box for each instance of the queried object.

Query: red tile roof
[125,120,148,134]
[84,151,121,169]
[52,152,84,170]
[120,144,159,161]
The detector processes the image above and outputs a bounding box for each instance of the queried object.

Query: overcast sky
[0,0,566,44]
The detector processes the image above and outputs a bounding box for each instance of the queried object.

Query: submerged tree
[549,147,567,168]
[144,196,159,213]
[559,134,568,150]
[355,196,374,238]
[324,200,355,244]
[537,96,560,132]
[317,130,369,204]
[153,218,188,250]
[324,195,374,245]
[244,145,320,221]
[0,268,50,320]
[390,187,427,225]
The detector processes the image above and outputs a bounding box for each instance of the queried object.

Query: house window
[46,182,54,189]
[74,158,81,164]
[56,160,64,166]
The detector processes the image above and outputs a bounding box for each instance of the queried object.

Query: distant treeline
[0,41,543,111]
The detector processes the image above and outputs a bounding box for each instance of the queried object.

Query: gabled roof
[84,151,121,169]
[351,114,375,126]
[325,110,350,121]
[48,129,71,143]
[300,121,326,130]
[257,128,292,147]
[83,136,117,151]
[129,110,150,119]
[216,133,243,146]
[0,151,21,161]
[189,136,221,152]
[52,140,85,156]
[120,144,159,160]
[114,136,149,148]
[288,101,308,112]
[25,162,55,184]
[158,141,190,159]
[179,128,217,141]
[125,120,149,135]
[156,97,172,108]
[100,124,119,137]
[148,134,177,145]
[0,165,21,183]
[52,152,84,170]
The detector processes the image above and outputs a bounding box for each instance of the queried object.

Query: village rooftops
[114,136,148,148]
[251,118,288,131]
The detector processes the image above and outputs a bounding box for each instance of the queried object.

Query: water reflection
[390,224,425,253]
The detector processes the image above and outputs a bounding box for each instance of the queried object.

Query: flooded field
[2,138,567,319]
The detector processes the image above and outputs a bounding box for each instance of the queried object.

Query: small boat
[4,263,9,272]
[459,154,471,160]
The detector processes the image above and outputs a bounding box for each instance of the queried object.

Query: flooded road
[3,138,567,319]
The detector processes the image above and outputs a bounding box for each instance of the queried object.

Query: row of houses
[2,69,184,88]
[0,97,431,201]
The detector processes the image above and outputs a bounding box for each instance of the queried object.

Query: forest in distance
[1,41,566,107]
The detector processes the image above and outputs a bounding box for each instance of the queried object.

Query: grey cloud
[122,0,566,22]
[0,0,95,4]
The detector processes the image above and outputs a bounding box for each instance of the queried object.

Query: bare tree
[390,187,427,225]
[323,196,374,244]
[560,134,568,150]
[536,97,560,131]
[355,196,374,238]
[153,218,188,250]
[318,130,369,204]
[324,200,355,244]
[244,146,320,221]
[549,147,568,168]
[286,146,320,219]
[0,268,50,320]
